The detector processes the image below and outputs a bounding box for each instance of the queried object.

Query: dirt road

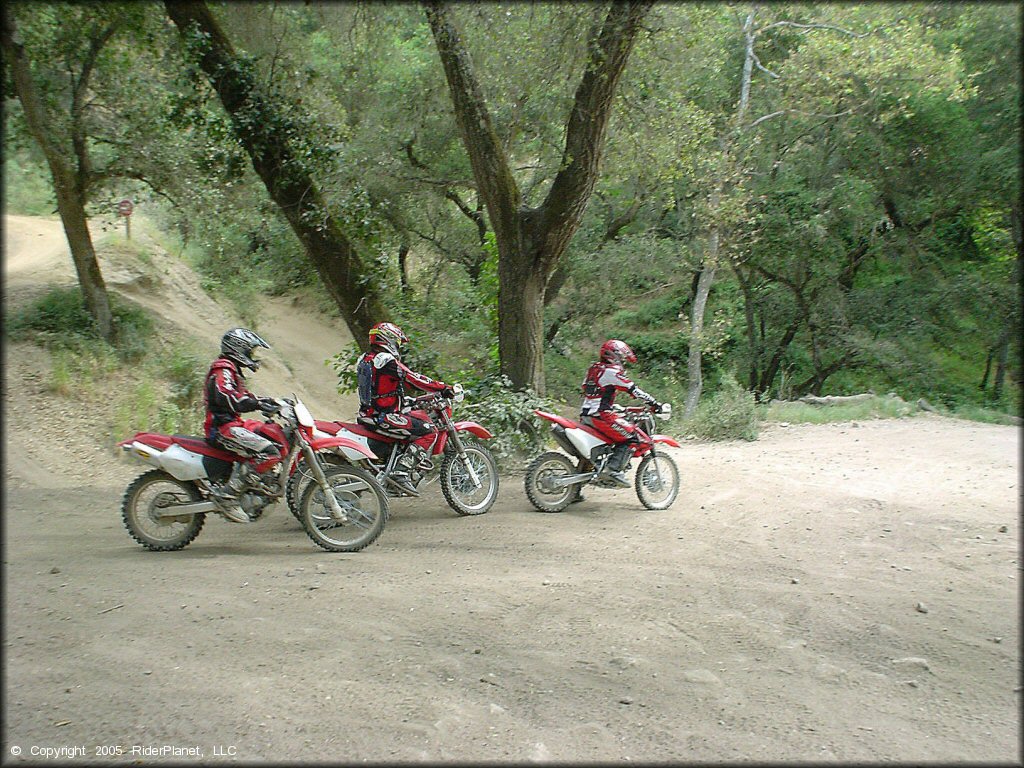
[3,215,1020,763]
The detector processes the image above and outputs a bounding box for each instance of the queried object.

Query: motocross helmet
[221,327,270,371]
[368,321,409,358]
[600,339,637,365]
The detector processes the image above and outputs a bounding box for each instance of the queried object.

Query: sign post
[117,199,134,240]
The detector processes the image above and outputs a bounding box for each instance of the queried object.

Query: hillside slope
[4,214,358,442]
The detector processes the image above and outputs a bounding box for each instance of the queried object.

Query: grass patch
[761,394,919,424]
[947,403,1021,426]
[7,285,154,362]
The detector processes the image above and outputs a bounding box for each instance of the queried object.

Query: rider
[579,339,662,488]
[204,327,279,522]
[356,322,454,493]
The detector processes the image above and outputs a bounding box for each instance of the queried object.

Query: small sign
[117,199,134,217]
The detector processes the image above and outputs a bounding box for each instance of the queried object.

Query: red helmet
[600,339,636,365]
[368,322,408,358]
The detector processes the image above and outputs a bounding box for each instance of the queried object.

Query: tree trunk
[425,0,651,393]
[684,241,718,418]
[164,0,388,350]
[732,262,761,394]
[2,6,114,342]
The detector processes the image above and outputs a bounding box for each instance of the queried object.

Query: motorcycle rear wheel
[524,451,577,513]
[122,470,205,551]
[441,443,499,515]
[299,465,389,552]
[634,452,680,510]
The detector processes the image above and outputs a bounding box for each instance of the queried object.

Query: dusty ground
[2,215,1020,763]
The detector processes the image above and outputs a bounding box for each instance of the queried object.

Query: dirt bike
[524,402,681,512]
[118,397,390,553]
[287,383,500,517]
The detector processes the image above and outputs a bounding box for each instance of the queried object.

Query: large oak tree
[424,0,652,393]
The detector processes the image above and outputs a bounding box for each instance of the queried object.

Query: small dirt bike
[287,384,500,517]
[118,397,389,553]
[524,403,681,512]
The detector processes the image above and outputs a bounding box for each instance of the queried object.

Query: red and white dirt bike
[287,383,500,517]
[118,397,390,553]
[524,403,681,512]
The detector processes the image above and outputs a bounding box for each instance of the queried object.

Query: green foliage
[1,148,54,215]
[762,394,919,424]
[458,376,563,463]
[328,342,363,395]
[685,374,759,441]
[7,286,154,362]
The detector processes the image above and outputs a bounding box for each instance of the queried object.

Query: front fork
[443,418,482,489]
[299,441,349,523]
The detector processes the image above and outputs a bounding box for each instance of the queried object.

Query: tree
[424,0,652,393]
[163,0,389,350]
[2,3,116,341]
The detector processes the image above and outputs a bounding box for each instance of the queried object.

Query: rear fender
[309,435,378,461]
[452,421,493,439]
[534,410,579,430]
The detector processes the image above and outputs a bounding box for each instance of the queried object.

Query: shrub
[686,374,759,441]
[459,375,563,465]
[7,286,153,362]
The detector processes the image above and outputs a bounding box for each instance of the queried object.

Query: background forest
[4,1,1021,440]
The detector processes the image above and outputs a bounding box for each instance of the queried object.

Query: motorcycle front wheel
[299,465,389,552]
[634,452,680,510]
[524,451,578,513]
[285,453,349,520]
[440,443,499,516]
[122,470,205,551]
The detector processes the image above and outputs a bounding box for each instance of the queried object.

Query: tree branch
[755,20,870,38]
[539,0,653,268]
[423,1,521,248]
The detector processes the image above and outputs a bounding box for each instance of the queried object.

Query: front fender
[453,421,493,439]
[651,434,681,448]
[310,436,378,460]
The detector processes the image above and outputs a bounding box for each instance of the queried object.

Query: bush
[459,375,563,465]
[7,286,153,362]
[686,374,759,441]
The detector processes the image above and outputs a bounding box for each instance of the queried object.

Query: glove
[259,397,281,415]
[441,386,456,399]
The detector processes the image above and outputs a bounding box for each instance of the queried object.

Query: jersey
[579,361,657,417]
[356,350,447,417]
[203,357,260,439]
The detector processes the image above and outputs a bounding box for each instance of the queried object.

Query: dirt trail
[2,214,1020,763]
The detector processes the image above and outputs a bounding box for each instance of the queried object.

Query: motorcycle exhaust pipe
[547,472,596,490]
[154,500,218,518]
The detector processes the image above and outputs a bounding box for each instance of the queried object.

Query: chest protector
[357,351,404,415]
[582,362,608,397]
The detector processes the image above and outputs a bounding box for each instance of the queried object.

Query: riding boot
[600,443,633,488]
[211,464,251,523]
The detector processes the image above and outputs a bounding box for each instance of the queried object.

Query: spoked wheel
[299,465,389,552]
[122,470,205,551]
[524,452,578,513]
[441,443,499,516]
[634,452,680,510]
[286,454,348,520]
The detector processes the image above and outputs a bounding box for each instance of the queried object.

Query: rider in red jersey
[204,327,278,522]
[356,322,453,492]
[579,339,661,488]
